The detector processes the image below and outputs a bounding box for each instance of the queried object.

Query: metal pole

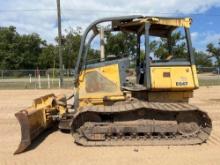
[38,73,41,89]
[56,0,64,87]
[136,35,140,83]
[1,70,3,79]
[144,23,151,89]
[167,30,172,55]
[47,73,50,89]
[100,27,105,61]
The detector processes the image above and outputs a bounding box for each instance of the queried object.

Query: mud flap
[14,94,66,154]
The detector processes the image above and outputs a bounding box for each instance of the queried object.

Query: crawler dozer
[14,15,212,154]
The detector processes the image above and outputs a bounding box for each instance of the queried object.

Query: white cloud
[202,33,220,45]
[191,32,199,43]
[0,0,220,44]
[191,31,220,51]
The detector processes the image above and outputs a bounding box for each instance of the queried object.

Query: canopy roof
[111,17,192,37]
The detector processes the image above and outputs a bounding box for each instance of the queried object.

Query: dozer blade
[14,109,43,154]
[14,94,67,154]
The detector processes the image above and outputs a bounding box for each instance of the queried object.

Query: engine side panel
[150,65,199,91]
[78,63,124,106]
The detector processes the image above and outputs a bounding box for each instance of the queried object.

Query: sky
[0,0,220,51]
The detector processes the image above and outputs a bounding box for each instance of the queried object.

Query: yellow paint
[146,17,192,28]
[150,66,198,91]
[28,94,67,125]
[103,95,125,101]
[148,91,193,102]
[78,63,124,106]
[192,65,199,88]
[121,17,192,28]
[77,63,199,106]
[33,94,55,110]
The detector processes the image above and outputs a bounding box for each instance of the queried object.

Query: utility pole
[56,0,64,87]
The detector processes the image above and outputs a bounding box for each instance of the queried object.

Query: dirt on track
[0,87,220,165]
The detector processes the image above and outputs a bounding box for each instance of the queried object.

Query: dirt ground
[0,87,220,165]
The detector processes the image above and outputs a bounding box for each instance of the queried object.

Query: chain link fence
[197,66,220,86]
[0,67,220,89]
[197,66,220,74]
[0,69,74,89]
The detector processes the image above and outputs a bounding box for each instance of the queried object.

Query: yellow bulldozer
[14,15,212,154]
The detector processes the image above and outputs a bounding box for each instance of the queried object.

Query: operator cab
[74,16,198,93]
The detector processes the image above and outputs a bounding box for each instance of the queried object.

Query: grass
[0,78,74,89]
[0,76,220,90]
[198,79,220,86]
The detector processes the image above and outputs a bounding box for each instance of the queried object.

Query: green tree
[0,26,46,69]
[194,50,212,67]
[19,33,46,69]
[62,27,82,69]
[152,31,187,60]
[206,41,220,66]
[38,44,58,69]
[105,31,137,58]
[0,26,20,69]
